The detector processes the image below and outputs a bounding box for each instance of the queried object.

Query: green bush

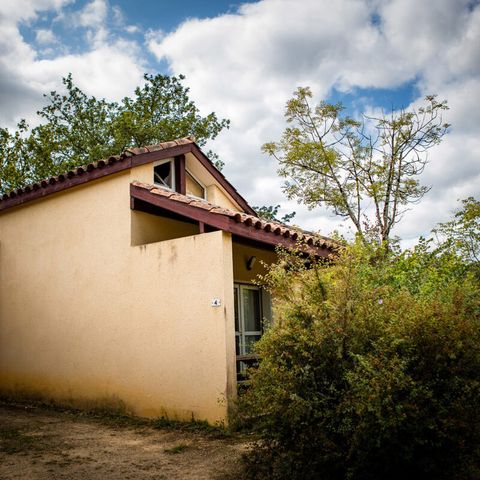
[238,242,480,480]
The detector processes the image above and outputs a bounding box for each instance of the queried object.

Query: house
[0,138,335,424]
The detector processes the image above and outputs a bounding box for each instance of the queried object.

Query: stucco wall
[131,210,199,245]
[232,241,277,327]
[0,172,235,424]
[232,241,277,284]
[130,156,242,212]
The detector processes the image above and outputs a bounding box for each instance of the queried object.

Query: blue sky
[113,0,255,31]
[1,0,479,243]
[20,1,256,55]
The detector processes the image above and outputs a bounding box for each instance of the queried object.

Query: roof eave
[130,183,334,257]
[0,139,256,215]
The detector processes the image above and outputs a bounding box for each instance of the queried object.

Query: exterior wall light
[246,256,257,270]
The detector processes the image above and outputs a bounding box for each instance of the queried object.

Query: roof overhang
[130,182,336,258]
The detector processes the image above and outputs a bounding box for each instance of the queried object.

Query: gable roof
[0,138,256,215]
[130,181,338,257]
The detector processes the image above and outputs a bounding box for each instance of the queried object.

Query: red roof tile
[130,181,338,255]
[0,137,255,215]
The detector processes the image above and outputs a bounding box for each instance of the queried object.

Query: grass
[0,427,48,455]
[83,411,230,438]
[0,397,231,438]
[164,443,189,454]
[151,416,230,437]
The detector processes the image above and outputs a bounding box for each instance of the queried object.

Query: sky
[0,0,479,245]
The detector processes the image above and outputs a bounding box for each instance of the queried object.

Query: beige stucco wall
[232,241,277,284]
[131,161,167,186]
[0,172,236,424]
[130,156,243,212]
[131,210,199,245]
[205,184,240,211]
[232,241,277,328]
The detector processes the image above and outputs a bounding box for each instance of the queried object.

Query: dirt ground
[0,403,251,479]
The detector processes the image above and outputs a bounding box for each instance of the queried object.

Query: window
[235,285,262,355]
[186,170,206,199]
[153,159,175,190]
[234,284,265,381]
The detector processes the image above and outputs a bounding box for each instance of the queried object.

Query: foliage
[238,239,480,480]
[433,197,480,265]
[254,204,296,224]
[0,74,229,194]
[164,443,189,454]
[263,87,449,244]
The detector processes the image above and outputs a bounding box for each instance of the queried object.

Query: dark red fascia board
[130,184,331,258]
[186,144,256,216]
[0,158,133,212]
[0,144,191,212]
[129,142,192,167]
[0,142,256,215]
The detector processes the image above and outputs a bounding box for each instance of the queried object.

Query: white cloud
[148,0,480,239]
[71,0,110,47]
[145,29,165,50]
[0,0,69,23]
[0,0,145,127]
[111,4,139,33]
[125,24,139,34]
[75,0,107,28]
[112,4,124,25]
[35,28,57,45]
[22,41,146,99]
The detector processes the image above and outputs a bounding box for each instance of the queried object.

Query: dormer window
[186,171,206,199]
[153,159,175,190]
[151,156,206,200]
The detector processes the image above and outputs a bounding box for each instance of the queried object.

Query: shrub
[238,242,480,480]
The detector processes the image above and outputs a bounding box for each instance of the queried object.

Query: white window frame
[234,283,263,357]
[185,168,207,200]
[153,158,175,191]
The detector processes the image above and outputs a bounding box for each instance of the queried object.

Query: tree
[0,74,229,195]
[263,87,449,245]
[253,204,296,224]
[238,238,480,480]
[433,196,479,264]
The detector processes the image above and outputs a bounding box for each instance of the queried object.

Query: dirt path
[0,404,251,479]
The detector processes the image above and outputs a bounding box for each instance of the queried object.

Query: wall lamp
[246,256,257,270]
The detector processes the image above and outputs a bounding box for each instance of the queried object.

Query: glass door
[234,284,263,380]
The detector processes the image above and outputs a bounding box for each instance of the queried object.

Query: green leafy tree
[0,121,32,193]
[0,74,229,194]
[114,74,227,153]
[238,239,480,480]
[433,196,479,264]
[253,204,296,224]
[263,87,449,244]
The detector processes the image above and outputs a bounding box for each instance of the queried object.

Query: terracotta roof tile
[209,206,237,217]
[131,181,339,252]
[0,138,194,206]
[125,137,195,156]
[134,181,156,191]
[0,136,260,218]
[188,199,216,211]
[168,193,194,204]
